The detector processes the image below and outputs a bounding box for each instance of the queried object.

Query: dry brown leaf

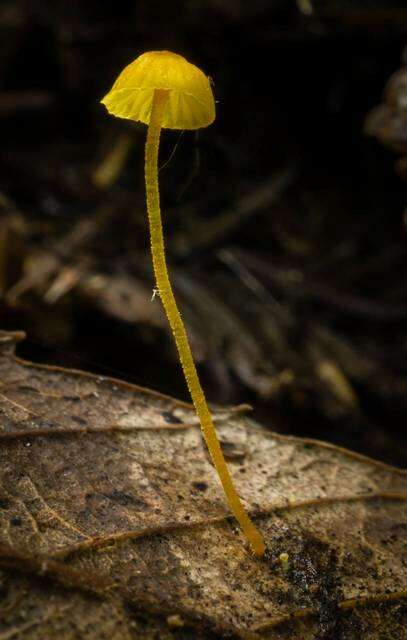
[0,330,405,639]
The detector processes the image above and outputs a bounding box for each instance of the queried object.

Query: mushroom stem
[145,88,265,557]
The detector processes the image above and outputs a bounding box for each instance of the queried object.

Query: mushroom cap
[101,51,215,130]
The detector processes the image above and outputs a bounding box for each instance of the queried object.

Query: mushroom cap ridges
[101,51,215,130]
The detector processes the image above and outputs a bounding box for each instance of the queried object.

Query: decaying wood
[0,331,405,639]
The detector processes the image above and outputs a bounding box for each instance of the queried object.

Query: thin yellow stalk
[144,88,265,557]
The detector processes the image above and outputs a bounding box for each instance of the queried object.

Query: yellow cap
[101,51,215,130]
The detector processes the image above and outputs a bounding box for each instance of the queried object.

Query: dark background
[1,0,407,465]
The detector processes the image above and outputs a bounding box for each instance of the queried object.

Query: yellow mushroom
[278,552,290,572]
[101,50,265,557]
